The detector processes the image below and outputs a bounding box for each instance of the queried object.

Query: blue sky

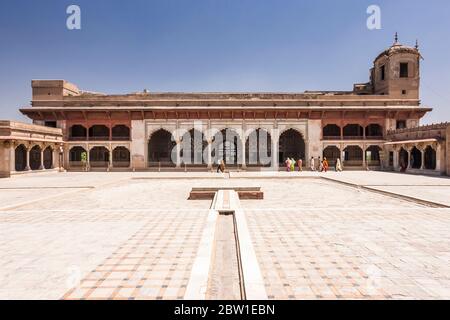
[1,0,449,124]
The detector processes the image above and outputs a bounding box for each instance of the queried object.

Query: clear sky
[1,0,449,124]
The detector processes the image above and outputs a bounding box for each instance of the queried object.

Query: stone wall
[131,120,146,170]
[0,141,11,178]
[447,126,450,176]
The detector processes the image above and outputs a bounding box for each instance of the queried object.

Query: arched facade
[148,129,176,167]
[70,125,87,140]
[343,145,363,166]
[245,128,272,167]
[112,146,131,168]
[343,124,364,138]
[399,148,409,171]
[365,124,383,138]
[366,145,381,166]
[410,147,422,169]
[89,125,110,140]
[424,146,437,170]
[180,129,207,166]
[211,128,241,166]
[323,124,341,139]
[89,146,109,168]
[323,146,340,167]
[15,144,27,171]
[29,145,42,170]
[278,129,305,164]
[112,125,130,140]
[43,146,53,169]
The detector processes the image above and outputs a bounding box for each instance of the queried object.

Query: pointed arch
[245,128,272,167]
[278,128,305,164]
[148,128,176,167]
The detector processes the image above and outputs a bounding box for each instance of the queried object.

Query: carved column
[25,145,31,171]
[271,136,279,171]
[362,144,366,168]
[10,142,16,172]
[240,137,246,169]
[39,146,45,170]
[420,146,425,170]
[176,140,181,169]
[435,144,441,172]
[109,146,113,171]
[393,147,399,171]
[407,147,412,169]
[86,144,90,171]
[207,139,212,169]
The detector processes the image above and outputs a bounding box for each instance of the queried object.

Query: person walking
[81,150,88,172]
[310,157,315,171]
[335,158,343,172]
[216,159,224,173]
[297,158,303,172]
[290,158,295,172]
[217,159,225,173]
[322,157,329,172]
[318,157,323,172]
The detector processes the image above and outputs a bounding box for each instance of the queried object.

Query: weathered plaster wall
[131,120,146,170]
[0,142,11,178]
[307,120,322,161]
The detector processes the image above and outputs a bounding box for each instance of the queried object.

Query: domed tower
[372,33,422,99]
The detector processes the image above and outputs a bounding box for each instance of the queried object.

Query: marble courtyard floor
[0,171,449,299]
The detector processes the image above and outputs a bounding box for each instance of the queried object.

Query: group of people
[285,156,343,172]
[284,158,304,172]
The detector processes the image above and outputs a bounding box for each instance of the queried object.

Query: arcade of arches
[13,144,56,172]
[323,123,384,139]
[145,127,308,168]
[322,144,382,168]
[390,144,438,172]
[68,145,131,169]
[68,124,131,141]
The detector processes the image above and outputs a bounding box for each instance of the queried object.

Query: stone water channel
[185,188,266,300]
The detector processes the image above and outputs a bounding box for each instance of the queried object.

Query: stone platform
[1,171,450,299]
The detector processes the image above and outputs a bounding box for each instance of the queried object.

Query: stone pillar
[25,146,30,171]
[407,149,412,169]
[207,140,212,169]
[86,145,90,171]
[52,147,57,169]
[307,120,322,163]
[0,141,12,178]
[109,146,113,170]
[435,144,442,173]
[10,143,15,173]
[420,148,425,170]
[130,120,146,170]
[176,141,181,169]
[362,145,366,168]
[271,136,279,171]
[39,147,45,170]
[240,137,246,169]
[393,149,399,171]
[52,147,58,169]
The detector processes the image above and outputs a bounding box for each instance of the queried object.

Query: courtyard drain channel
[185,190,267,300]
[206,212,243,299]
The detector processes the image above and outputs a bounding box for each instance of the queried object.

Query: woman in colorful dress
[297,158,303,172]
[322,157,329,172]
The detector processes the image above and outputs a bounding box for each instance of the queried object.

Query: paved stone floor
[0,171,450,299]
